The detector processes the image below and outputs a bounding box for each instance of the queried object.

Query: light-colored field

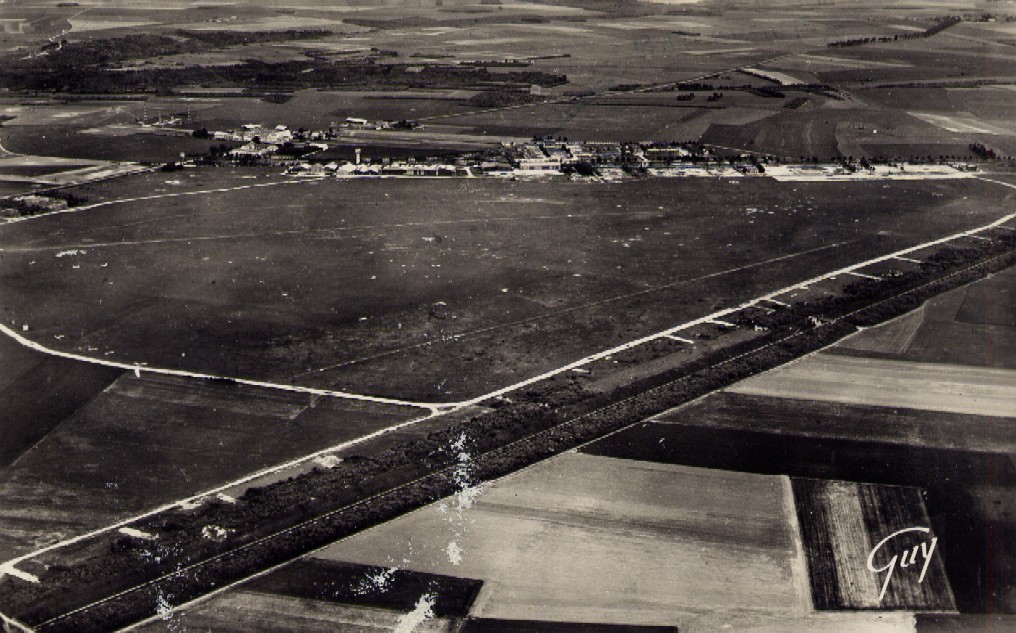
[68,19,159,32]
[711,613,916,632]
[0,105,126,127]
[793,54,913,70]
[910,112,1015,136]
[0,155,105,168]
[728,353,1016,417]
[315,452,812,632]
[0,163,150,187]
[820,481,883,608]
[179,16,343,31]
[741,67,805,85]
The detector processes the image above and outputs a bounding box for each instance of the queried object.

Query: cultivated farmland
[587,264,1016,614]
[791,478,954,611]
[312,452,812,633]
[727,354,1016,418]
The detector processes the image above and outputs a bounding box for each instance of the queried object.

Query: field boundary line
[42,323,829,629]
[0,179,306,224]
[783,476,815,616]
[0,322,442,411]
[64,301,886,630]
[0,410,438,574]
[15,200,1006,565]
[0,611,36,633]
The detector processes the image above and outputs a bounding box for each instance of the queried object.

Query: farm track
[25,243,1016,633]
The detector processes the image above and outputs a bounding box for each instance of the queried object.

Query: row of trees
[0,59,567,94]
[829,15,962,48]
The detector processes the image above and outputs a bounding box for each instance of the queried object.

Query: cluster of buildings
[213,124,294,145]
[194,122,976,182]
[279,140,738,180]
[289,159,473,178]
[212,118,411,144]
[204,119,418,159]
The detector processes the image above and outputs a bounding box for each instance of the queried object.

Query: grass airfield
[0,175,1008,402]
[2,0,1016,630]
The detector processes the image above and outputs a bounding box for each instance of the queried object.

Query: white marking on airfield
[0,322,440,412]
[707,318,736,327]
[0,563,38,584]
[665,334,695,344]
[846,270,881,280]
[893,255,922,264]
[2,177,1015,584]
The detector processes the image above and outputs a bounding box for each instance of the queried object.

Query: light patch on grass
[394,593,436,633]
[118,527,157,540]
[54,249,86,258]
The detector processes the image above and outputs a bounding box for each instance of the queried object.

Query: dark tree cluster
[829,16,961,47]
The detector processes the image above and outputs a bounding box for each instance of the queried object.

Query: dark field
[792,478,954,611]
[0,371,419,561]
[0,334,121,468]
[246,559,482,617]
[700,108,978,162]
[830,265,1016,369]
[0,174,1008,402]
[0,182,39,197]
[0,165,91,177]
[916,613,1016,632]
[0,126,238,163]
